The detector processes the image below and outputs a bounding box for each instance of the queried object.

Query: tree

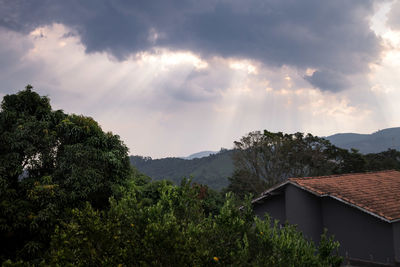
[0,85,56,186]
[362,148,400,171]
[0,86,132,262]
[227,130,351,197]
[46,180,342,267]
[51,114,131,208]
[0,87,343,266]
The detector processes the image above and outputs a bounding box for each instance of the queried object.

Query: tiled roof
[288,170,400,222]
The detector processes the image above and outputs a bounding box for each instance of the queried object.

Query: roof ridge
[255,170,400,222]
[289,170,398,181]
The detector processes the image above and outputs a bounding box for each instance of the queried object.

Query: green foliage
[0,86,132,263]
[364,149,400,171]
[1,87,343,266]
[226,169,266,199]
[46,181,342,266]
[130,149,234,190]
[227,130,400,198]
[335,148,367,174]
[132,131,400,198]
[318,229,342,267]
[251,217,342,267]
[228,131,345,197]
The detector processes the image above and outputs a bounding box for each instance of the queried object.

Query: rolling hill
[325,127,400,154]
[130,149,234,190]
[130,127,400,190]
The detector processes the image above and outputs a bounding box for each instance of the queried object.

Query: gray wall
[253,184,398,264]
[322,197,394,264]
[393,222,400,263]
[285,184,322,242]
[253,193,286,224]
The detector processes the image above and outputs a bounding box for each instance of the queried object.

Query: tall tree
[364,149,400,171]
[227,130,357,197]
[0,86,132,262]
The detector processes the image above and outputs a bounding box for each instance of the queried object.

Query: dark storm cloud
[0,0,381,91]
[305,70,350,93]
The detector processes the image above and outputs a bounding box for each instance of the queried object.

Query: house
[252,170,400,266]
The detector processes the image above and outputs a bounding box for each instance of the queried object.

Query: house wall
[322,197,394,264]
[393,222,400,263]
[253,184,398,264]
[285,184,322,243]
[253,193,286,223]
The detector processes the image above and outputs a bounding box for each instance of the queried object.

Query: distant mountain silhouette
[325,127,400,154]
[181,150,217,160]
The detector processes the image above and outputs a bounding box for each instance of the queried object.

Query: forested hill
[326,127,400,154]
[130,127,400,190]
[130,149,234,190]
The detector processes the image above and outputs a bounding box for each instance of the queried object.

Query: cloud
[305,70,350,92]
[0,0,382,92]
[387,0,400,31]
[0,22,393,157]
[0,27,40,93]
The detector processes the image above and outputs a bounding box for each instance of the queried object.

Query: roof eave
[289,182,398,224]
[253,180,400,223]
[251,180,290,204]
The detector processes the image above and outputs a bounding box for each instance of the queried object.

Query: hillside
[130,127,400,190]
[325,127,400,154]
[130,149,234,190]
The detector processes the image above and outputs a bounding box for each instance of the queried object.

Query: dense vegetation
[0,87,343,266]
[131,130,400,194]
[130,149,234,190]
[0,86,132,263]
[131,129,400,199]
[227,130,400,198]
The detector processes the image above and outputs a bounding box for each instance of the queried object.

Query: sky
[1,0,400,158]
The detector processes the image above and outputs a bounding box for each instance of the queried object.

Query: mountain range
[325,127,400,154]
[130,127,400,190]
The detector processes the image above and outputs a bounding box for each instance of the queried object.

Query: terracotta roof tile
[289,170,400,222]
